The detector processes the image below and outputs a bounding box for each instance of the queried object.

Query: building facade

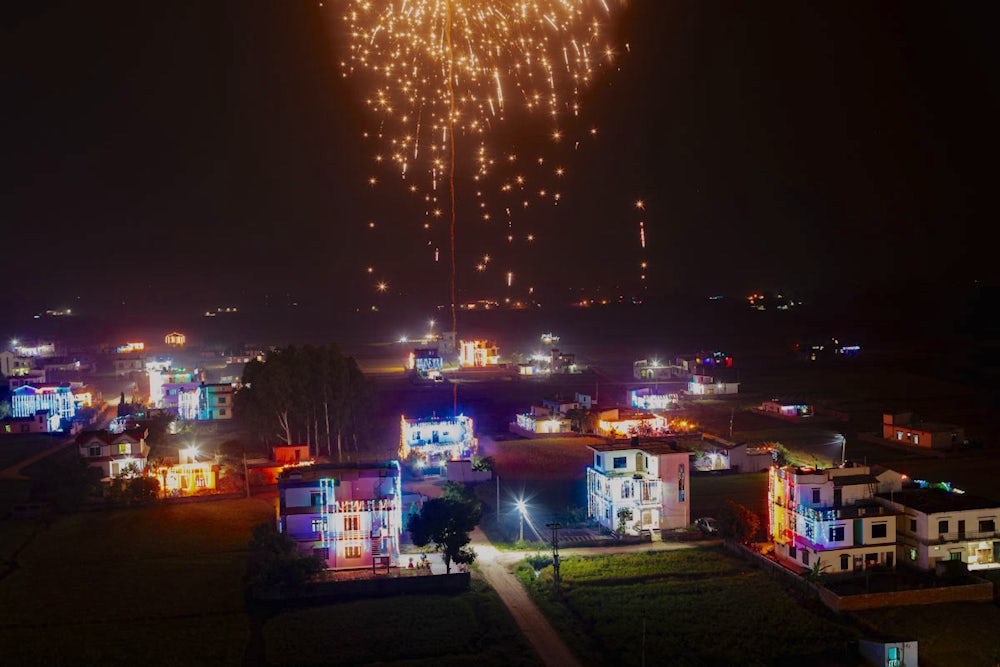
[76,427,150,479]
[11,383,75,421]
[630,388,679,411]
[882,412,965,449]
[687,375,739,395]
[596,408,668,438]
[199,383,234,420]
[277,461,403,570]
[399,415,477,463]
[2,410,60,435]
[459,340,499,367]
[769,465,902,573]
[587,441,690,534]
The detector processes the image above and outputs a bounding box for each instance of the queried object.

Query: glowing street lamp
[515,499,527,543]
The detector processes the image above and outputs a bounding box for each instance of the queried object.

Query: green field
[264,579,539,666]
[516,548,857,666]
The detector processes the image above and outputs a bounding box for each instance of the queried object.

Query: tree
[107,463,160,505]
[409,483,482,573]
[245,522,324,590]
[717,500,761,544]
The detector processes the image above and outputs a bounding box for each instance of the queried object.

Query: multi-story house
[0,350,32,377]
[630,388,679,411]
[687,374,739,395]
[768,464,902,573]
[199,383,234,420]
[458,340,499,367]
[595,407,668,438]
[11,383,76,421]
[878,485,1000,571]
[277,461,403,570]
[2,410,60,435]
[587,440,690,535]
[399,414,477,464]
[76,427,150,479]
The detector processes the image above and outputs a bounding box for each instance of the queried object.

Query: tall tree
[409,482,483,573]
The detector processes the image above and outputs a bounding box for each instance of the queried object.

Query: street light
[840,435,847,467]
[515,499,527,543]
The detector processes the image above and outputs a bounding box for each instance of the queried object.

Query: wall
[817,579,994,611]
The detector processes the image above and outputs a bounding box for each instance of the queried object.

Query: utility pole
[242,451,250,499]
[546,521,561,594]
[496,475,501,527]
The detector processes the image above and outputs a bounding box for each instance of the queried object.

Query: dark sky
[3,1,996,319]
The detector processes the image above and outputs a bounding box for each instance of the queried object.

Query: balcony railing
[901,529,1000,546]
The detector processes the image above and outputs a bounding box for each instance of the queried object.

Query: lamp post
[840,435,847,467]
[515,499,526,543]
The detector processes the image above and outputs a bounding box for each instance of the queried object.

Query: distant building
[11,383,75,421]
[153,447,218,495]
[688,436,775,473]
[399,414,477,463]
[2,410,60,435]
[587,439,691,534]
[759,400,814,420]
[686,374,739,396]
[882,412,965,449]
[858,639,917,667]
[8,371,46,390]
[76,427,150,479]
[630,388,679,411]
[595,408,668,438]
[199,383,234,420]
[0,351,31,377]
[514,406,573,436]
[632,359,677,381]
[164,332,187,347]
[277,461,403,571]
[878,484,1000,571]
[114,356,146,376]
[768,464,903,573]
[408,347,443,373]
[459,340,499,367]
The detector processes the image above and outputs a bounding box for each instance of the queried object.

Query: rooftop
[589,440,689,456]
[880,488,1000,514]
[832,474,878,487]
[278,461,400,483]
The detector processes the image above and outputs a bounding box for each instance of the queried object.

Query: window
[595,453,601,469]
[811,488,820,504]
[949,551,961,561]
[888,647,899,662]
[89,446,101,457]
[218,396,227,404]
[840,554,849,570]
[345,545,362,559]
[938,520,949,534]
[896,430,903,440]
[311,518,327,532]
[829,525,845,542]
[117,443,131,455]
[913,434,919,445]
[979,519,996,533]
[344,515,360,531]
[310,492,325,507]
[621,482,632,499]
[872,523,888,539]
[613,457,627,469]
[678,465,686,502]
[219,408,227,416]
[788,546,797,559]
[909,548,917,561]
[802,550,810,566]
[909,519,917,532]
[313,547,329,561]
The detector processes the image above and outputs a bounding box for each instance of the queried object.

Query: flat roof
[589,440,689,456]
[880,488,1000,514]
[832,474,878,487]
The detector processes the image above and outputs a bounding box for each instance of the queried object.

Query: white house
[687,374,739,396]
[76,427,150,479]
[768,464,903,573]
[595,408,668,438]
[587,440,690,535]
[858,640,918,667]
[399,414,477,463]
[878,485,1000,571]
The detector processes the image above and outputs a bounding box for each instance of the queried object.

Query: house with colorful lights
[76,427,150,479]
[629,388,679,411]
[768,464,903,573]
[2,410,60,435]
[686,374,739,396]
[153,447,218,496]
[632,359,678,381]
[882,412,965,450]
[513,406,573,436]
[277,461,403,571]
[199,383,234,420]
[459,340,499,367]
[759,399,814,421]
[878,483,1000,572]
[11,383,75,422]
[399,414,477,464]
[595,408,669,439]
[587,439,690,535]
[164,332,186,347]
[408,347,443,374]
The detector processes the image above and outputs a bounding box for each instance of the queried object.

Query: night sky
[3,1,996,319]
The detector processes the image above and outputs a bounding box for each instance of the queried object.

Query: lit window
[117,443,131,455]
[311,518,327,532]
[345,545,362,559]
[913,434,919,445]
[344,515,360,532]
[909,549,917,561]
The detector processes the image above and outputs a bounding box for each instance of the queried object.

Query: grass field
[0,434,64,470]
[0,497,274,665]
[264,579,539,666]
[516,547,856,666]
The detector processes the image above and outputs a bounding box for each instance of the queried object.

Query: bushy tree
[409,483,483,573]
[717,500,761,543]
[245,522,324,589]
[107,463,160,505]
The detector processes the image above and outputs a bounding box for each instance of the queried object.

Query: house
[276,461,403,571]
[587,439,690,534]
[882,412,965,449]
[675,351,733,376]
[759,399,814,421]
[459,340,499,367]
[275,444,311,465]
[11,383,75,421]
[164,332,186,347]
[153,447,218,495]
[8,371,46,390]
[549,349,577,373]
[632,359,678,381]
[630,388,679,411]
[596,408,668,438]
[399,414,477,463]
[76,427,150,479]
[0,351,31,377]
[2,410,60,435]
[114,356,146,376]
[768,464,903,573]
[688,436,775,473]
[513,406,573,436]
[858,639,917,667]
[408,347,443,373]
[687,374,739,396]
[877,484,1000,571]
[199,383,234,420]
